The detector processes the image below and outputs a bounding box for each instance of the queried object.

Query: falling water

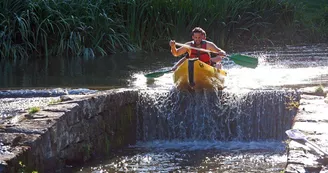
[137,89,299,141]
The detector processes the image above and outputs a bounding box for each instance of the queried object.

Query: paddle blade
[228,54,258,69]
[285,129,307,141]
[144,69,172,78]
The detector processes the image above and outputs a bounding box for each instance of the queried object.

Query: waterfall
[137,89,300,141]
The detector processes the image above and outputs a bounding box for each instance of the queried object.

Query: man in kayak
[169,27,226,70]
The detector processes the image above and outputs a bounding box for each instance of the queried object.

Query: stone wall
[0,89,139,173]
[285,92,328,173]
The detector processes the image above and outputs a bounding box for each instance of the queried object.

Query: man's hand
[217,50,226,57]
[169,40,176,48]
[211,55,224,63]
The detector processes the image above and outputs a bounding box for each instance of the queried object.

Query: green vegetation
[288,0,328,42]
[314,84,325,96]
[105,135,111,154]
[49,98,62,105]
[82,143,92,161]
[0,0,327,62]
[18,161,38,173]
[286,95,300,110]
[28,106,40,114]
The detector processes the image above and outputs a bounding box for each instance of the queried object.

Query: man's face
[192,32,203,45]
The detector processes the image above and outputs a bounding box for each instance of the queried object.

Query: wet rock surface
[0,88,97,98]
[0,97,60,120]
[0,88,97,119]
[285,88,328,173]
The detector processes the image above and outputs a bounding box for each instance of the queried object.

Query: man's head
[191,27,206,45]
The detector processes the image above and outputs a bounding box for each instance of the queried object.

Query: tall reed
[0,0,136,62]
[115,0,296,49]
[287,0,328,42]
[0,0,326,62]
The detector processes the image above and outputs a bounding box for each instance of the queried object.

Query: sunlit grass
[314,84,325,96]
[49,98,62,105]
[28,106,40,114]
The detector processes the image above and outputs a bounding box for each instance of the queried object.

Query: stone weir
[0,88,300,172]
[137,89,300,141]
[0,89,139,173]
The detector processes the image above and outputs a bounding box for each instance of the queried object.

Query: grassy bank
[289,0,328,42]
[0,0,327,62]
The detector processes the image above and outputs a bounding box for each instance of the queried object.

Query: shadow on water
[70,143,286,172]
[0,52,174,89]
[1,43,327,91]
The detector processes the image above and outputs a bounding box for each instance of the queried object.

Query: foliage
[48,98,61,105]
[286,95,300,110]
[0,0,327,62]
[0,0,136,62]
[114,0,297,49]
[287,0,328,42]
[314,84,325,96]
[18,161,38,173]
[28,106,40,114]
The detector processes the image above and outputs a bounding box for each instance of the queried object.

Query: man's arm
[206,41,226,56]
[170,40,190,57]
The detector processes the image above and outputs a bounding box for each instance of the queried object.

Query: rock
[60,95,73,101]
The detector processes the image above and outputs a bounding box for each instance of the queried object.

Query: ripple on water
[72,140,287,173]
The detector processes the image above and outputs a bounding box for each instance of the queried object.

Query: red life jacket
[188,41,211,64]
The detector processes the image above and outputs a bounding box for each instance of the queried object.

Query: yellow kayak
[173,58,227,91]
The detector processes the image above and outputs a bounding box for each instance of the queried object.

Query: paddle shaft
[286,129,328,156]
[175,42,220,54]
[175,42,258,69]
[144,69,172,78]
[304,138,328,156]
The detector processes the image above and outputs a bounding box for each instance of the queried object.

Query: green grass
[28,106,40,114]
[0,0,136,62]
[18,161,38,173]
[49,98,62,105]
[314,84,325,96]
[0,0,327,62]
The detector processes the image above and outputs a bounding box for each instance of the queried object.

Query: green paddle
[144,43,258,78]
[229,54,258,69]
[175,42,258,69]
[144,54,257,78]
[144,69,172,78]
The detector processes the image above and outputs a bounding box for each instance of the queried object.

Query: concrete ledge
[286,94,328,173]
[0,89,139,173]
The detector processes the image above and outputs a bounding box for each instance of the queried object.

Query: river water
[1,44,328,172]
[72,141,286,172]
[1,44,327,91]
